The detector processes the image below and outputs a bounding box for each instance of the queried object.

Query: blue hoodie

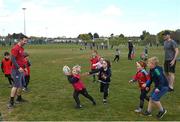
[146,66,169,90]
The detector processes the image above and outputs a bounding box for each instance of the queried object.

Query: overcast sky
[0,0,180,37]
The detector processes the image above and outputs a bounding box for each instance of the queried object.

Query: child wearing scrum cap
[64,65,96,109]
[143,57,169,119]
[129,61,150,113]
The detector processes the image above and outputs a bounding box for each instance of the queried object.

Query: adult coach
[163,31,179,91]
[8,34,28,109]
[128,40,133,60]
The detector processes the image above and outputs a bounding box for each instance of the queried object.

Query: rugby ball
[63,65,71,74]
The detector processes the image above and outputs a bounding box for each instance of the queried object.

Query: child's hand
[64,72,71,76]
[145,87,149,91]
[102,74,107,80]
[81,72,89,76]
[155,88,160,93]
[142,83,146,88]
[129,80,133,83]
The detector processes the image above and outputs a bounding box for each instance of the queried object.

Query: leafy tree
[88,32,93,40]
[93,33,99,38]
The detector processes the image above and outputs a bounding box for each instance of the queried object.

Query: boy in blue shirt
[143,57,169,119]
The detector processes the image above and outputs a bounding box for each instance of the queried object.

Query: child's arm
[154,69,164,90]
[89,68,100,75]
[67,75,79,84]
[1,61,4,73]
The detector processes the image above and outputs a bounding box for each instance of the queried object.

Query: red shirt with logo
[11,44,25,69]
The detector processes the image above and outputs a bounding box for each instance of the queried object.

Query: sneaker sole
[159,110,167,119]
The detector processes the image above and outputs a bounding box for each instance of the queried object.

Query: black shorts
[164,60,176,73]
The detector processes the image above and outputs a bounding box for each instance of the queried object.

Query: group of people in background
[1,34,31,109]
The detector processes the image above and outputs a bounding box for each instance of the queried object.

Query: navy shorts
[11,69,25,88]
[151,87,168,101]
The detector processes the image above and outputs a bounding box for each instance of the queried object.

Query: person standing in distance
[8,34,29,109]
[163,31,179,92]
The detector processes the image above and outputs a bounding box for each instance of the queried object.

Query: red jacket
[24,58,31,76]
[90,56,99,70]
[72,74,85,91]
[1,58,12,75]
[132,69,150,90]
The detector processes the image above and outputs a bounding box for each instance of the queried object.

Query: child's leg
[91,69,96,82]
[103,84,109,99]
[80,89,96,104]
[113,56,117,62]
[25,75,30,88]
[6,75,13,85]
[100,83,104,93]
[117,56,120,62]
[153,101,164,112]
[73,90,81,106]
[147,98,153,112]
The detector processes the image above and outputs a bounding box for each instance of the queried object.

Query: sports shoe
[134,108,142,113]
[7,103,14,109]
[103,99,107,104]
[75,104,82,109]
[143,111,152,116]
[156,109,167,119]
[15,98,28,104]
[168,87,174,92]
[23,88,29,92]
[92,101,96,105]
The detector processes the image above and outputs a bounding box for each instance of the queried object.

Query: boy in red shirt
[129,61,150,113]
[1,52,14,87]
[90,52,99,82]
[23,52,31,92]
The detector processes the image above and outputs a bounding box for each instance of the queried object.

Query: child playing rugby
[88,60,111,104]
[129,61,150,113]
[64,65,96,108]
[143,57,169,119]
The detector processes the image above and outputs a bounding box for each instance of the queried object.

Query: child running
[88,60,111,104]
[143,57,169,119]
[1,52,14,87]
[64,65,96,109]
[113,48,120,62]
[129,61,150,113]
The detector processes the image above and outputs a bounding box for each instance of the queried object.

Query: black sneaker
[7,103,14,109]
[15,98,28,104]
[103,99,107,104]
[92,101,96,105]
[168,87,174,92]
[75,104,82,109]
[143,111,152,116]
[156,109,167,119]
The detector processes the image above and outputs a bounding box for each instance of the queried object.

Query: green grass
[0,44,179,121]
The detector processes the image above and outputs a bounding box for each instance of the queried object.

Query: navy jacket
[146,66,169,90]
[89,67,111,83]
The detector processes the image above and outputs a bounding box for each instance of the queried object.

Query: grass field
[0,44,179,121]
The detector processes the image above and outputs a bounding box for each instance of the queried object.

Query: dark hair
[105,60,111,68]
[19,33,28,40]
[4,51,10,56]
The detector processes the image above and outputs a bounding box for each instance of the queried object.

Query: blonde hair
[148,56,159,65]
[72,65,81,74]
